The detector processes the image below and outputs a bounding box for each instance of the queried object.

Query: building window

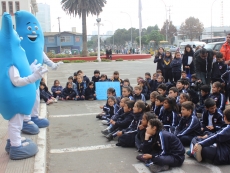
[75,36,80,42]
[15,1,20,11]
[2,1,6,14]
[8,1,13,15]
[48,37,55,43]
[61,36,71,42]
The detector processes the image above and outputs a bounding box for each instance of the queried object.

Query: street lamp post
[95,18,102,62]
[57,17,62,53]
[211,0,218,41]
[121,11,132,48]
[105,20,114,50]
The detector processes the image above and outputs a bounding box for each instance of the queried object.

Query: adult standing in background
[154,47,164,73]
[220,33,230,65]
[182,45,195,79]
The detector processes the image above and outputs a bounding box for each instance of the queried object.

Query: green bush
[73,60,86,63]
[115,58,123,61]
[101,59,111,62]
[62,60,71,63]
[89,52,105,56]
[93,60,99,62]
[46,52,55,58]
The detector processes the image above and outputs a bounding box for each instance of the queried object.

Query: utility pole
[57,17,61,53]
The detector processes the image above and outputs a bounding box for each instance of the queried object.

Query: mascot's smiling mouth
[28,35,37,41]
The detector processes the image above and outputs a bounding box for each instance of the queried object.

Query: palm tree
[61,0,106,57]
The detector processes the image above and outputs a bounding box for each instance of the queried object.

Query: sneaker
[136,154,147,163]
[193,144,202,162]
[115,142,122,146]
[106,133,113,141]
[21,121,40,135]
[54,99,58,103]
[149,164,169,173]
[101,129,110,135]
[101,120,109,125]
[186,150,194,157]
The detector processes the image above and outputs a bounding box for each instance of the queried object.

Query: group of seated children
[96,79,230,173]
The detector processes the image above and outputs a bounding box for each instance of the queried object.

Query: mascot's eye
[27,26,32,30]
[35,26,39,30]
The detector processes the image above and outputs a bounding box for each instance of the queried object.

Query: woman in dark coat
[182,45,195,78]
[154,47,165,74]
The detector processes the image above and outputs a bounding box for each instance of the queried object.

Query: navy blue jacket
[199,125,230,165]
[122,112,143,134]
[182,54,195,74]
[40,89,52,99]
[51,86,63,97]
[175,115,202,137]
[103,104,120,118]
[201,109,224,133]
[61,87,76,99]
[149,80,157,92]
[151,102,155,112]
[209,93,225,112]
[143,131,185,164]
[171,58,182,72]
[162,56,172,69]
[83,75,90,86]
[196,94,209,113]
[159,108,179,127]
[112,108,124,121]
[133,93,146,102]
[211,61,227,82]
[75,81,86,96]
[154,105,163,117]
[92,76,100,83]
[114,111,133,129]
[85,87,95,99]
[154,54,164,71]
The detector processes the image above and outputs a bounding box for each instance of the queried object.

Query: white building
[36,3,51,32]
[0,0,38,27]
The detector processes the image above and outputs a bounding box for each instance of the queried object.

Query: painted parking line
[50,144,116,154]
[49,113,97,118]
[132,163,151,173]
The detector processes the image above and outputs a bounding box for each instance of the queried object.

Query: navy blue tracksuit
[174,115,202,146]
[211,61,227,83]
[201,109,224,133]
[85,87,96,100]
[40,89,52,102]
[159,108,179,131]
[118,112,143,147]
[209,93,225,112]
[149,80,157,92]
[199,125,230,165]
[142,131,185,167]
[171,58,182,82]
[51,86,63,98]
[196,94,209,113]
[133,93,146,102]
[101,104,120,120]
[75,81,86,99]
[61,88,76,100]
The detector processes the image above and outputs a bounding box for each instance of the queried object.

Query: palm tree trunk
[82,9,87,57]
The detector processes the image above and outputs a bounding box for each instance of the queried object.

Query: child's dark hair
[191,74,197,79]
[156,69,162,73]
[114,71,119,75]
[122,86,133,95]
[204,98,216,108]
[123,78,130,84]
[157,84,167,91]
[88,81,94,86]
[121,97,130,102]
[124,100,135,109]
[135,100,146,112]
[164,97,178,112]
[145,72,151,77]
[139,79,150,89]
[94,70,100,74]
[213,81,224,93]
[183,80,190,86]
[53,80,59,85]
[144,112,157,122]
[134,85,142,90]
[107,96,116,104]
[180,93,190,101]
[148,119,163,133]
[200,85,210,93]
[174,51,181,58]
[66,81,72,87]
[76,70,83,75]
[107,88,116,95]
[150,91,159,98]
[223,108,230,122]
[169,87,178,93]
[177,80,184,85]
[73,72,78,76]
[68,76,73,80]
[215,52,223,59]
[181,101,194,112]
[156,95,166,102]
[165,51,172,61]
[181,71,186,74]
[40,81,46,87]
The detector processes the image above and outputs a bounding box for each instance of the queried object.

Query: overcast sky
[37,0,230,35]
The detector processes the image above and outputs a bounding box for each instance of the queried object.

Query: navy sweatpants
[152,155,184,167]
[118,132,137,147]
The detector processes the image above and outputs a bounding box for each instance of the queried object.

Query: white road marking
[49,112,97,118]
[132,163,151,173]
[50,144,116,154]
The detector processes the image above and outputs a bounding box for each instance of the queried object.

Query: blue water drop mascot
[0,13,48,159]
[15,11,63,135]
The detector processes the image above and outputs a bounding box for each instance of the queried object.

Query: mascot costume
[0,13,48,159]
[15,11,63,135]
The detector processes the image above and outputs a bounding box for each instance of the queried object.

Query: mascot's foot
[9,141,38,160]
[5,137,32,153]
[31,116,49,128]
[22,121,40,135]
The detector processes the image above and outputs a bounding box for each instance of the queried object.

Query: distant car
[204,41,225,52]
[169,46,178,52]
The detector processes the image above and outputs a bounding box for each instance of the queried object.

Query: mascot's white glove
[52,61,64,70]
[30,59,42,72]
[28,66,48,83]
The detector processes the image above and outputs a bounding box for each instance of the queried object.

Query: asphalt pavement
[46,58,230,173]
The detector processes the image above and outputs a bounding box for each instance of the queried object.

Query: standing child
[135,112,156,152]
[122,86,134,101]
[209,82,225,112]
[75,75,86,100]
[116,101,145,147]
[51,80,63,99]
[174,101,201,146]
[182,45,195,79]
[138,119,185,172]
[159,97,179,131]
[61,82,76,100]
[171,51,182,82]
[133,85,146,102]
[150,91,160,112]
[162,51,173,82]
[154,47,164,73]
[85,81,96,100]
[193,108,230,164]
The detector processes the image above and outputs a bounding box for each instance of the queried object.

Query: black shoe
[136,154,147,163]
[101,129,110,135]
[105,133,113,141]
[149,164,169,173]
[116,142,122,146]
[96,114,101,119]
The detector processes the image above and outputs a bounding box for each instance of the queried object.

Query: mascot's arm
[9,66,47,87]
[43,52,63,70]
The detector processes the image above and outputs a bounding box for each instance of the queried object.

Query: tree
[61,0,106,56]
[160,20,177,44]
[135,35,148,45]
[147,30,164,46]
[180,17,204,41]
